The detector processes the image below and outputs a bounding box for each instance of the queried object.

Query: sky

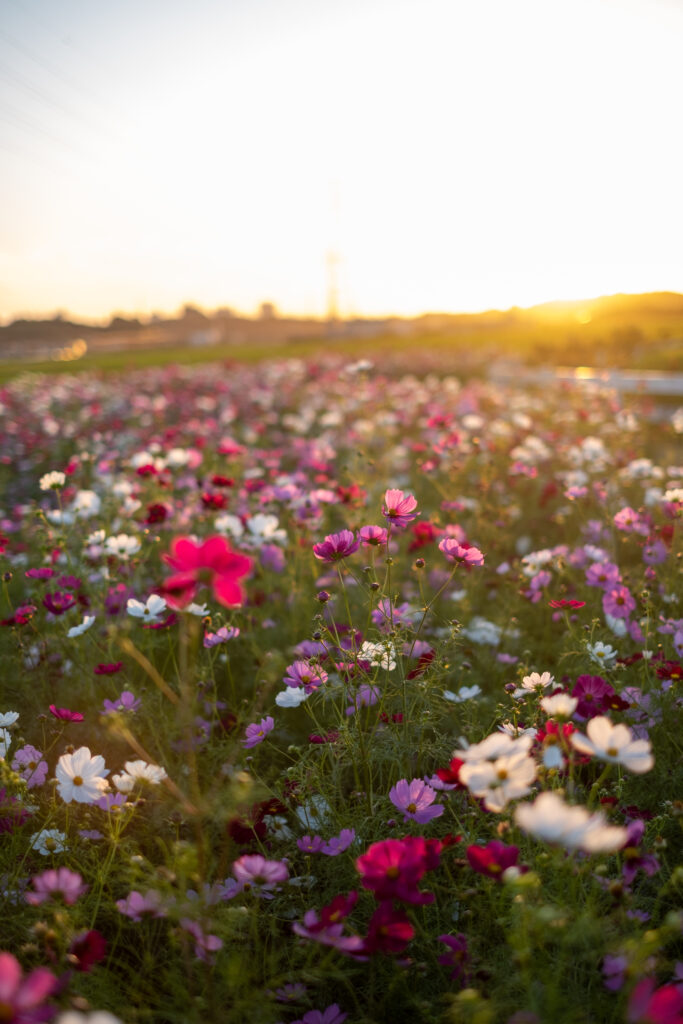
[1,0,682,322]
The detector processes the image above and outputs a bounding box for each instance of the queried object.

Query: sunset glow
[1,0,681,321]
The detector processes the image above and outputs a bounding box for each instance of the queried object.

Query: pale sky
[1,0,681,322]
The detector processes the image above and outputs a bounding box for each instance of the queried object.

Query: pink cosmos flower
[283,660,328,693]
[116,889,166,921]
[359,524,389,548]
[603,585,637,620]
[297,835,325,854]
[585,561,622,589]
[312,530,360,562]
[356,836,441,904]
[101,691,142,715]
[0,952,58,1023]
[232,854,288,893]
[25,867,88,906]
[162,535,252,608]
[382,489,419,528]
[292,892,364,954]
[438,538,485,567]
[11,745,48,788]
[388,778,444,824]
[179,919,223,963]
[242,715,275,748]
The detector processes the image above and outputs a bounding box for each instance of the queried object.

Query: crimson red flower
[360,901,414,955]
[49,704,84,722]
[436,756,465,789]
[548,599,586,609]
[93,662,123,675]
[466,840,523,880]
[356,836,441,904]
[162,535,252,608]
[627,978,683,1024]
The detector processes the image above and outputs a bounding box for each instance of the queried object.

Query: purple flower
[293,1006,348,1024]
[101,691,142,715]
[260,543,286,572]
[321,829,356,856]
[42,590,77,615]
[11,745,48,788]
[438,933,470,982]
[345,684,381,716]
[312,530,360,562]
[297,835,325,854]
[585,561,622,590]
[242,715,275,748]
[389,778,444,824]
[602,953,628,991]
[571,675,614,720]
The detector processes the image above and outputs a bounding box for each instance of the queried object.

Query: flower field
[0,356,681,1024]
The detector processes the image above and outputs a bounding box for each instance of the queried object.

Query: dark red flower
[69,930,107,971]
[360,901,414,955]
[211,475,235,488]
[145,503,169,524]
[201,492,227,510]
[548,599,586,609]
[93,662,123,675]
[408,520,443,551]
[436,756,465,788]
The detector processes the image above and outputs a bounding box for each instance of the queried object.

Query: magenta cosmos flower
[438,538,485,567]
[312,530,360,562]
[382,489,419,528]
[466,840,522,880]
[116,889,166,921]
[283,660,329,693]
[162,535,252,608]
[0,952,58,1023]
[389,778,444,824]
[242,715,275,748]
[25,867,88,906]
[356,836,441,904]
[602,585,637,619]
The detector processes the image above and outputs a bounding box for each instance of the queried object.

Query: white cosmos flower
[0,711,19,728]
[113,760,167,791]
[275,688,309,708]
[39,471,66,490]
[214,514,244,538]
[0,728,11,758]
[30,828,68,855]
[70,490,101,519]
[514,792,627,853]
[513,671,555,698]
[460,751,537,812]
[586,641,618,667]
[127,594,167,620]
[444,685,482,703]
[540,694,578,718]
[67,615,96,638]
[55,747,109,804]
[359,640,397,671]
[105,534,141,560]
[184,602,211,616]
[459,732,533,763]
[245,513,287,546]
[55,1011,124,1024]
[569,716,654,774]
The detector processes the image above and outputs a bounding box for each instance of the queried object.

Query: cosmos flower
[382,489,419,528]
[163,535,252,608]
[514,792,627,853]
[55,747,109,804]
[570,716,654,774]
[312,530,360,562]
[388,778,444,824]
[25,867,88,906]
[243,716,275,748]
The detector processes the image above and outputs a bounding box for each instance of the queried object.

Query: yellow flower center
[73,775,83,786]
